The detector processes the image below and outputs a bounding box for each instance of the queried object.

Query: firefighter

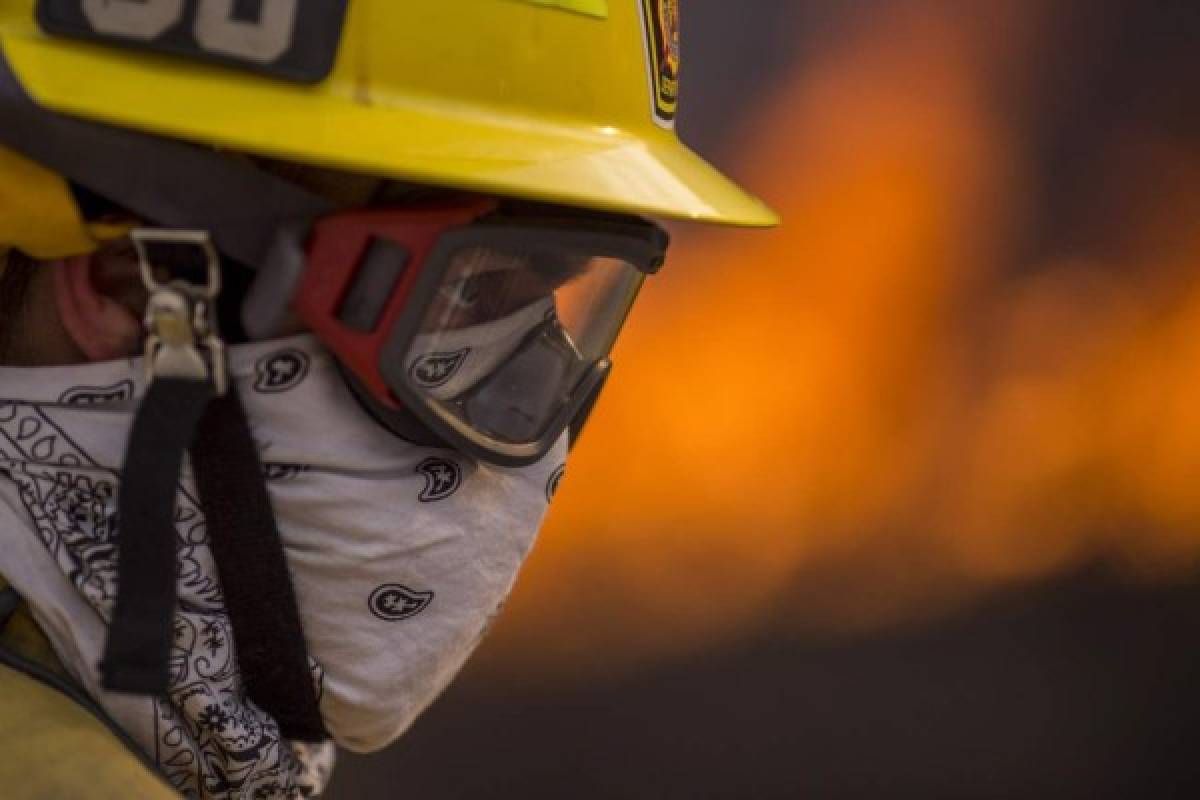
[0,1,775,797]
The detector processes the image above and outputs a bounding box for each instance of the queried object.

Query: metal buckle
[131,229,228,396]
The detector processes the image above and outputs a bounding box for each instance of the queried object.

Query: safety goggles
[247,197,668,465]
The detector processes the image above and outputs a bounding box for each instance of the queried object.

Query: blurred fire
[483,0,1200,679]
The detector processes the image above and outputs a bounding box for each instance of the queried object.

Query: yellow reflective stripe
[506,0,608,19]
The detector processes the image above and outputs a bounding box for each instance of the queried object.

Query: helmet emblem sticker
[368,584,434,622]
[59,380,135,407]
[416,457,463,503]
[639,0,680,127]
[254,349,310,394]
[410,349,471,389]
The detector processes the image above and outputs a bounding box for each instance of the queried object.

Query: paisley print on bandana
[0,399,331,799]
[0,334,563,795]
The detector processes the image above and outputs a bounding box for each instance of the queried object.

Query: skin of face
[0,257,85,366]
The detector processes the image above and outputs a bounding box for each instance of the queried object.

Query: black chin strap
[191,391,328,741]
[98,228,326,740]
[101,379,213,695]
[101,380,327,742]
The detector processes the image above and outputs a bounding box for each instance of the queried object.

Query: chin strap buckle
[132,228,227,396]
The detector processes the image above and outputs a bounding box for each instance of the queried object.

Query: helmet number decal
[38,0,348,83]
[195,0,299,64]
[82,0,183,39]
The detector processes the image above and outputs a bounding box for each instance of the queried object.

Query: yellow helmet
[0,0,777,258]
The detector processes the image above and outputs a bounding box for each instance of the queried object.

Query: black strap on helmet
[0,51,377,743]
[191,391,328,741]
[100,377,213,694]
[92,234,327,742]
[0,49,335,739]
[0,52,333,267]
[100,378,327,742]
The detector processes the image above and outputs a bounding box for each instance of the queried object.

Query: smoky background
[328,1,1200,797]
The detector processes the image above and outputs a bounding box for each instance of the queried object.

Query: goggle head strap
[0,50,333,266]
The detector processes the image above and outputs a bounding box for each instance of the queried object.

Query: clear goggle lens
[400,243,645,446]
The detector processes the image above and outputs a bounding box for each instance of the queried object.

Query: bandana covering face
[0,335,566,799]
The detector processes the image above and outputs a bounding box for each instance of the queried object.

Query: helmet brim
[1,32,779,229]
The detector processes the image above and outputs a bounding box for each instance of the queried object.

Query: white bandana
[0,335,566,798]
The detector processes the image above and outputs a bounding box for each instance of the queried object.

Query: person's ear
[52,253,143,362]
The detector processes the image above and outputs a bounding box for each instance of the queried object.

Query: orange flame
[480,1,1200,679]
